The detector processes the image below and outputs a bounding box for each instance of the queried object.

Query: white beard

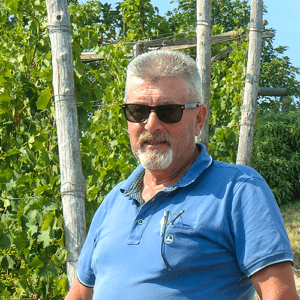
[137,147,173,170]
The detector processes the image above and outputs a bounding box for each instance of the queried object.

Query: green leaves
[13,232,28,256]
[120,0,169,41]
[0,194,65,298]
[37,86,52,110]
[3,0,18,13]
[251,109,300,205]
[259,43,300,109]
[0,169,13,184]
[37,228,54,248]
[209,40,248,163]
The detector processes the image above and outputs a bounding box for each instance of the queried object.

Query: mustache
[137,132,171,148]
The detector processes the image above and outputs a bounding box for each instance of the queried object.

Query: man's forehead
[128,75,186,85]
[126,76,188,97]
[127,76,188,105]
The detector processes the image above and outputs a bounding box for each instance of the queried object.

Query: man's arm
[65,277,93,300]
[251,261,299,299]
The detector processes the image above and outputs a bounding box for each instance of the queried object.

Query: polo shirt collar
[120,143,213,194]
[178,143,213,187]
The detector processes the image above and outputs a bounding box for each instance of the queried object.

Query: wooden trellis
[80,30,275,63]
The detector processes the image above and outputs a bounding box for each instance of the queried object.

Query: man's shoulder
[212,159,262,179]
[206,160,270,195]
[191,158,270,198]
[180,144,265,188]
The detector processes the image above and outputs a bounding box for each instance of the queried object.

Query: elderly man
[66,50,298,299]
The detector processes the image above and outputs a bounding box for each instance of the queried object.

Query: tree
[167,0,250,38]
[258,43,300,111]
[118,0,170,41]
[251,108,300,205]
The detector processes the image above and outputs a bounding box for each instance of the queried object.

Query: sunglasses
[120,103,200,124]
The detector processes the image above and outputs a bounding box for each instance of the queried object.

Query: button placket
[127,197,162,245]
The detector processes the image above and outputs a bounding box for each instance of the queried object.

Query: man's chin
[137,150,173,170]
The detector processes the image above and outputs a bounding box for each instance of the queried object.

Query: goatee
[136,132,172,170]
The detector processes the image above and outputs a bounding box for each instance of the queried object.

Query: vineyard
[0,0,300,298]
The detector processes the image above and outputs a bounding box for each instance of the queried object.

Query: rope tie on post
[61,191,85,199]
[249,25,263,33]
[196,20,212,29]
[48,24,70,34]
[54,94,75,103]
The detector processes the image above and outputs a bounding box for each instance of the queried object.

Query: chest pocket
[161,219,232,273]
[161,222,196,271]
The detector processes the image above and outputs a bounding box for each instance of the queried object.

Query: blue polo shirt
[77,144,293,299]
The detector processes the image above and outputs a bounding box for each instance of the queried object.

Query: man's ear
[195,105,208,136]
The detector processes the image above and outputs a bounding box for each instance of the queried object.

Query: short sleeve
[231,176,293,277]
[77,205,104,287]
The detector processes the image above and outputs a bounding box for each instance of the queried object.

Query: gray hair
[124,50,202,104]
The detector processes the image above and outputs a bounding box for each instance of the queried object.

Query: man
[66,50,299,299]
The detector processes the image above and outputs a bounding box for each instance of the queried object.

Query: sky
[84,0,300,81]
[261,0,300,81]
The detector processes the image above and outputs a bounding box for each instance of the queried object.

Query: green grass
[253,200,300,299]
[281,201,300,296]
[281,201,300,270]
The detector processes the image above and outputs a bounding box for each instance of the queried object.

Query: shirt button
[138,219,144,225]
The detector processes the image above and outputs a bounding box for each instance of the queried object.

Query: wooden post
[45,0,86,288]
[258,87,288,96]
[196,0,212,149]
[236,0,263,166]
[133,41,143,58]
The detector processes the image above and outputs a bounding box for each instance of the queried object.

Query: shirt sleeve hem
[248,258,294,277]
[77,273,95,288]
[244,252,294,277]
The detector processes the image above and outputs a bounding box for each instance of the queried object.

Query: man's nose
[144,110,163,133]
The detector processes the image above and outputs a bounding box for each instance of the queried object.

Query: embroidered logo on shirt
[165,234,173,244]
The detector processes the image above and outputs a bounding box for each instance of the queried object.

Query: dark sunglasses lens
[125,104,149,122]
[122,104,184,123]
[157,105,183,123]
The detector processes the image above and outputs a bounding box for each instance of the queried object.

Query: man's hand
[65,277,93,300]
[251,261,299,299]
